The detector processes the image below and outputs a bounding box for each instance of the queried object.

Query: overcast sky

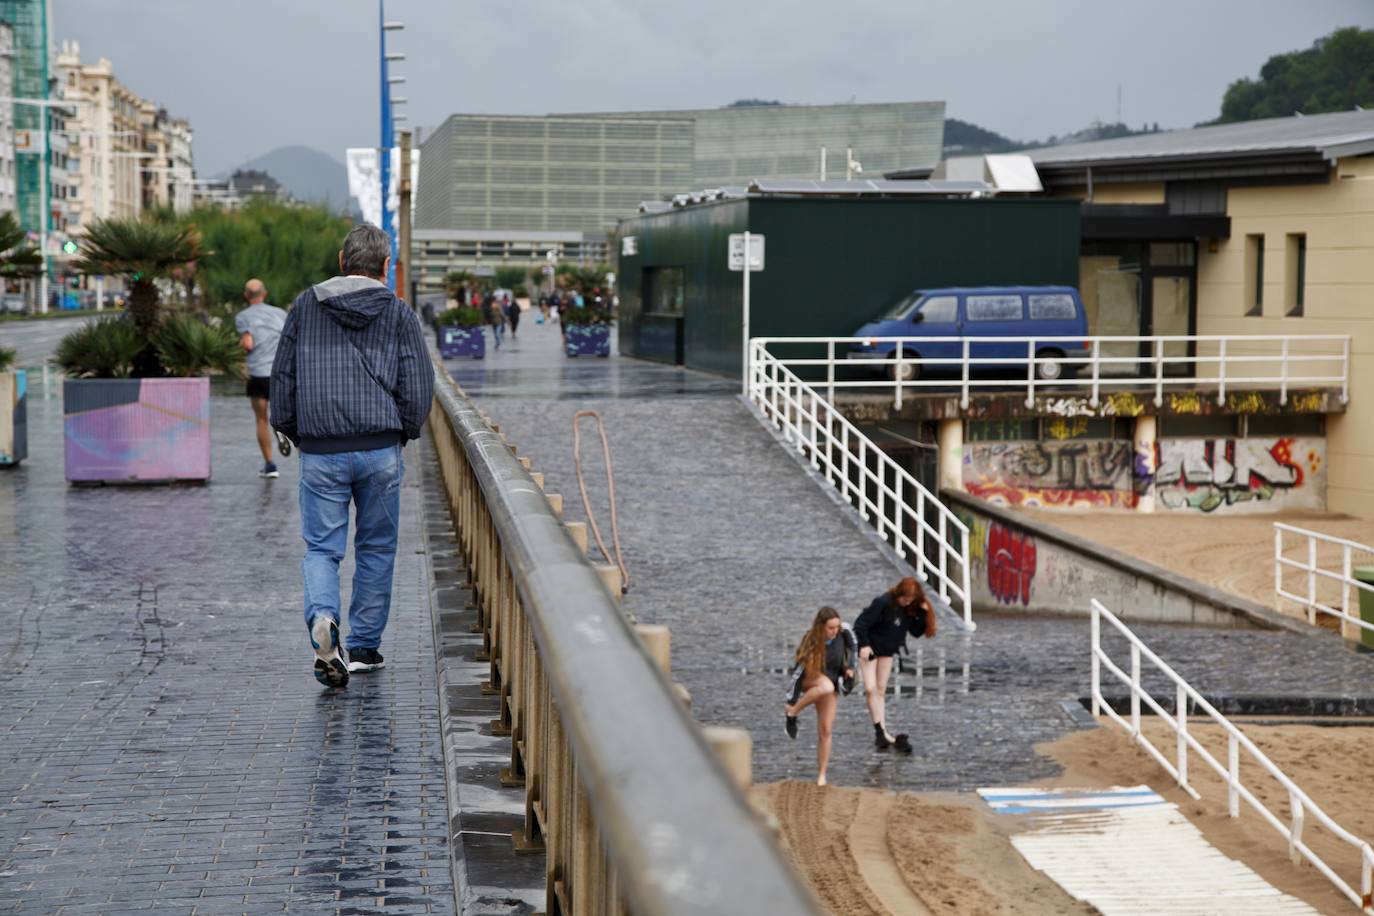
[55,0,1374,176]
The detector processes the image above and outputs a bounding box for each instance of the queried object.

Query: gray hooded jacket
[269,275,434,454]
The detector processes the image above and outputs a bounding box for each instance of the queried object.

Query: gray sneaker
[309,616,349,688]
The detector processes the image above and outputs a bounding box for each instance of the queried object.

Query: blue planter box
[438,325,485,359]
[0,369,26,466]
[565,324,610,357]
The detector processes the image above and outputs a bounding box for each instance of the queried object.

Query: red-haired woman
[783,607,856,786]
[854,576,936,752]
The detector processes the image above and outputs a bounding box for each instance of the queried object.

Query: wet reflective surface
[0,394,453,913]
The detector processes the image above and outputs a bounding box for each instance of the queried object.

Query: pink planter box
[64,377,211,483]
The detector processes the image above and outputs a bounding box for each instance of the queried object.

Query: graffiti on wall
[987,523,1036,605]
[1153,437,1325,513]
[964,441,1137,509]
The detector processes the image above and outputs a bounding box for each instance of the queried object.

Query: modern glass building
[0,0,48,236]
[413,101,945,293]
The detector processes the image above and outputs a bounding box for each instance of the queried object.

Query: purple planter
[64,377,211,483]
[0,369,26,466]
[438,325,485,359]
[565,324,610,357]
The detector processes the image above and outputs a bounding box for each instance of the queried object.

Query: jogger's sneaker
[309,615,349,688]
[275,432,293,457]
[785,715,798,740]
[260,461,280,478]
[347,647,385,673]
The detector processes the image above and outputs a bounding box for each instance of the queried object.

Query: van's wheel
[1034,349,1066,381]
[886,353,920,382]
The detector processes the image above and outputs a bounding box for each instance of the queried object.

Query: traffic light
[62,240,77,255]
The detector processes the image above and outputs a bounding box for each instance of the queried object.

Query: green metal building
[615,188,1082,377]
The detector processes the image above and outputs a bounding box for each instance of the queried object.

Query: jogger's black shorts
[245,376,270,399]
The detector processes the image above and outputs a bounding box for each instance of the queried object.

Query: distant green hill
[1212,26,1374,124]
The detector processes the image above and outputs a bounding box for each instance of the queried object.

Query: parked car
[847,285,1090,381]
[0,294,26,315]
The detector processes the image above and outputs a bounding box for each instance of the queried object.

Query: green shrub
[152,314,246,378]
[559,305,609,326]
[0,347,14,372]
[55,317,147,378]
[436,306,484,328]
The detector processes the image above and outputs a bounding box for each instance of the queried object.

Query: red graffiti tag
[987,524,1036,606]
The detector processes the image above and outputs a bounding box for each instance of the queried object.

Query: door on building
[1080,241,1196,376]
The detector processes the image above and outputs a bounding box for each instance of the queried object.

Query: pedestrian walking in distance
[783,607,857,786]
[504,294,520,337]
[236,278,288,478]
[854,577,936,752]
[270,224,435,688]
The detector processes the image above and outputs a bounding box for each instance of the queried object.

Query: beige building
[1022,111,1374,516]
[54,41,195,233]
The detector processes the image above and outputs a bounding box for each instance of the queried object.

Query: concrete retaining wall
[946,491,1310,632]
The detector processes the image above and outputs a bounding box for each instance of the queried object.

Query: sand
[750,781,1095,916]
[756,722,1373,914]
[1042,720,1374,915]
[1023,508,1374,628]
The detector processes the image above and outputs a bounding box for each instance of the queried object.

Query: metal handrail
[753,334,1351,410]
[429,364,819,915]
[748,341,974,628]
[1090,598,1374,912]
[1274,522,1374,641]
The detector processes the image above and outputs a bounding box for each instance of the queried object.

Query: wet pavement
[447,320,1374,791]
[0,384,454,914]
[0,314,98,370]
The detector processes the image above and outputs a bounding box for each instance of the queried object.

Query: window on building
[1160,415,1239,438]
[1246,414,1324,437]
[1244,234,1264,317]
[965,295,1024,322]
[1286,233,1306,317]
[966,419,1038,441]
[645,266,685,316]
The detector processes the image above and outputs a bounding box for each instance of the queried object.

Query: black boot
[874,723,892,750]
[893,733,913,754]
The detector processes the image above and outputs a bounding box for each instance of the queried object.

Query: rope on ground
[572,410,629,594]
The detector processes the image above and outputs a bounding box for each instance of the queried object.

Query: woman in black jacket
[783,607,856,786]
[854,576,935,751]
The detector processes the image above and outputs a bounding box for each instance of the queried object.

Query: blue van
[848,285,1090,381]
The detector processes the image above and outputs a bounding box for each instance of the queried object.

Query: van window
[880,292,920,320]
[1028,293,1076,320]
[966,295,1024,321]
[917,295,957,322]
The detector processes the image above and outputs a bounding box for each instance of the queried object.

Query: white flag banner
[347,147,420,229]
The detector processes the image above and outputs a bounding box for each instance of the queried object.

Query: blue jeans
[299,445,403,650]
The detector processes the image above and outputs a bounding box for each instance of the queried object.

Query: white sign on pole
[727,233,765,271]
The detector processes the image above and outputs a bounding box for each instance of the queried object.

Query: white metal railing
[1090,598,1374,912]
[748,342,974,628]
[1275,523,1374,642]
[753,334,1350,410]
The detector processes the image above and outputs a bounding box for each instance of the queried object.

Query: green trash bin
[1352,565,1374,648]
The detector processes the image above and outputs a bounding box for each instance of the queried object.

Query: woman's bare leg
[873,657,895,740]
[815,690,837,785]
[785,675,834,717]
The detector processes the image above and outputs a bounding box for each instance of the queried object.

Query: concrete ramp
[978,787,1318,915]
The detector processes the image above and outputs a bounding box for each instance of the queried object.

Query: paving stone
[0,394,455,913]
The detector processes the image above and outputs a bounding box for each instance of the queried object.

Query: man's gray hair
[341,224,391,278]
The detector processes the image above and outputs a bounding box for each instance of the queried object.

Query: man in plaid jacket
[270,223,435,688]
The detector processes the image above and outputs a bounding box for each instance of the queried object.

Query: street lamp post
[379,2,405,291]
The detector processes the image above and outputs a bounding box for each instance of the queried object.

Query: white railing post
[1025,339,1036,409]
[808,392,819,470]
[857,438,869,521]
[1154,338,1165,407]
[876,451,885,533]
[826,340,835,406]
[1307,536,1318,626]
[1342,336,1350,404]
[1342,546,1354,642]
[894,475,905,559]
[841,422,851,503]
[1216,338,1228,406]
[1176,683,1188,790]
[1089,338,1101,407]
[1289,790,1306,866]
[915,488,926,571]
[960,338,971,409]
[1130,643,1141,737]
[1280,337,1290,406]
[961,537,972,630]
[1090,604,1101,717]
[1228,734,1240,818]
[1362,846,1372,913]
[894,339,904,411]
[938,512,949,600]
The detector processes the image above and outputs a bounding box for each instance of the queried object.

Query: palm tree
[444,269,476,304]
[0,211,42,280]
[73,218,205,334]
